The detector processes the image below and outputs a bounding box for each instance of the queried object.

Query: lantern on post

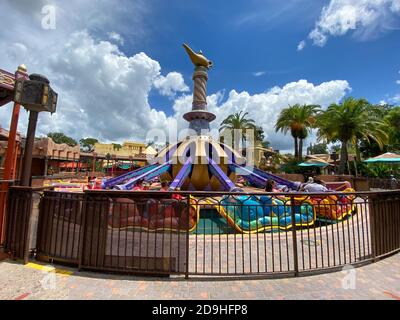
[14,73,58,186]
[330,151,338,175]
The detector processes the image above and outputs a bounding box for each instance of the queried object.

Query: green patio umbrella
[298,159,331,167]
[118,163,132,170]
[363,152,400,163]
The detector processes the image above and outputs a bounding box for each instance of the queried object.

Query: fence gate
[79,192,189,276]
[4,187,37,263]
[36,191,84,264]
[369,192,400,259]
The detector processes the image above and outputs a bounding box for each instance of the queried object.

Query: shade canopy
[298,159,331,167]
[363,152,400,163]
[103,161,145,169]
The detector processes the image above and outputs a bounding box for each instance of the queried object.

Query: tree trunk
[299,138,303,161]
[339,140,348,174]
[294,137,299,160]
[355,141,361,163]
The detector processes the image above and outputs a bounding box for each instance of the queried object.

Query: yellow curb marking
[25,263,73,276]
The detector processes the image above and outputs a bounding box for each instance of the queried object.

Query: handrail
[0,179,19,184]
[83,188,400,196]
[8,186,55,191]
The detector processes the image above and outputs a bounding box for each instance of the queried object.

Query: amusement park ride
[95,44,355,233]
[101,44,299,192]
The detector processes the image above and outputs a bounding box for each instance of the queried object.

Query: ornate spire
[182,44,215,135]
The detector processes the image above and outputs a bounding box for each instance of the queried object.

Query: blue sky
[0,0,399,152]
[129,0,400,113]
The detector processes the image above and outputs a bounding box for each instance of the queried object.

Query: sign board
[0,68,15,91]
[14,78,58,113]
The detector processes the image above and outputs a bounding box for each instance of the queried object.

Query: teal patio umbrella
[298,159,331,167]
[363,152,400,163]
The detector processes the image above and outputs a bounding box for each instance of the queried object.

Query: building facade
[94,141,146,158]
[31,137,81,176]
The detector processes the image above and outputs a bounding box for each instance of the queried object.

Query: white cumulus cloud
[153,72,189,97]
[308,0,400,47]
[297,40,306,51]
[107,31,124,45]
[252,71,266,77]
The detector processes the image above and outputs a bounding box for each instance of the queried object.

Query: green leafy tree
[275,104,320,160]
[105,153,111,171]
[219,111,256,150]
[384,106,400,152]
[47,132,77,146]
[254,126,265,142]
[360,105,400,157]
[307,143,328,155]
[359,163,394,178]
[79,137,99,152]
[316,98,388,174]
[112,143,122,151]
[359,139,388,159]
[329,144,341,154]
[253,126,271,148]
[261,140,271,149]
[259,152,285,173]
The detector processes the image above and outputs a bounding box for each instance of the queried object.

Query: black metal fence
[4,186,49,263]
[0,179,18,246]
[79,192,189,275]
[367,177,400,190]
[369,191,400,258]
[36,192,84,264]
[4,188,400,278]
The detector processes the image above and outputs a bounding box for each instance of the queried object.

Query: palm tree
[317,97,388,174]
[384,106,400,152]
[275,104,320,160]
[254,126,265,142]
[219,111,256,151]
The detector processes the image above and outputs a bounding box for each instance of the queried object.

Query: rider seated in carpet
[301,179,329,193]
[132,179,145,191]
[264,179,282,193]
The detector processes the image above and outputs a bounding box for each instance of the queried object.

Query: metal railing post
[185,194,190,279]
[77,192,88,271]
[290,195,299,276]
[368,194,377,262]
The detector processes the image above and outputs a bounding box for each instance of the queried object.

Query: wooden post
[11,142,20,180]
[20,111,39,186]
[0,65,28,242]
[43,156,48,176]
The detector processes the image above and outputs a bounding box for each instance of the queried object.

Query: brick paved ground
[0,253,399,300]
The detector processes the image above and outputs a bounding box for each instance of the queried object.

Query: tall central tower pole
[182,45,216,135]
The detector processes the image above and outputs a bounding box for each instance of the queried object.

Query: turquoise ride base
[218,195,316,233]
